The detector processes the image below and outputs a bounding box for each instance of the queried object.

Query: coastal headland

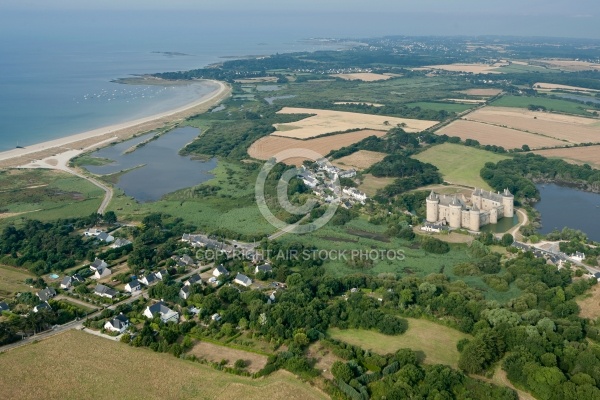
[0,79,231,169]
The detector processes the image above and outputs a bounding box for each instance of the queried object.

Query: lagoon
[534,184,600,241]
[83,127,216,202]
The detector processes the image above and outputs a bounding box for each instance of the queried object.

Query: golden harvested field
[464,106,600,144]
[273,107,437,139]
[332,150,387,170]
[248,129,387,165]
[578,284,600,319]
[533,59,600,72]
[456,88,503,96]
[0,330,328,400]
[534,145,600,168]
[187,341,268,373]
[534,82,599,93]
[331,72,392,81]
[436,120,566,149]
[427,63,508,74]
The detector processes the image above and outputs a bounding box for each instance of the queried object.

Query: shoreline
[0,79,231,168]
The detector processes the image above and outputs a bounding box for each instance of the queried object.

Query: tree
[103,211,117,224]
[331,361,354,383]
[501,233,514,247]
[234,359,247,369]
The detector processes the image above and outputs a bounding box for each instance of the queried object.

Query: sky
[0,1,599,39]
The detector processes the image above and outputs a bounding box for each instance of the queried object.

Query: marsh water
[84,127,216,202]
[480,214,519,234]
[534,184,600,241]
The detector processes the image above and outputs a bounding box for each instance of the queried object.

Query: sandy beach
[0,79,231,168]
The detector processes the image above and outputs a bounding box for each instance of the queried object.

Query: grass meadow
[412,143,510,189]
[491,95,591,115]
[328,317,471,368]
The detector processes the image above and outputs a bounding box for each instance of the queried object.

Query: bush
[421,237,450,254]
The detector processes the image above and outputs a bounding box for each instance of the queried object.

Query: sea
[0,10,348,152]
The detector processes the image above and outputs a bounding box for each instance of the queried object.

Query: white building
[143,301,179,323]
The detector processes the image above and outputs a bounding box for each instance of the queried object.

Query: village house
[36,287,57,302]
[254,263,273,274]
[0,302,9,313]
[338,169,357,179]
[343,187,367,203]
[89,258,108,272]
[155,269,169,280]
[95,284,118,299]
[211,313,221,322]
[140,273,158,286]
[96,232,115,243]
[179,285,191,300]
[570,252,586,262]
[111,238,132,249]
[184,273,202,287]
[84,228,103,237]
[143,301,179,323]
[212,264,229,277]
[93,266,112,280]
[33,302,51,313]
[234,273,253,287]
[104,314,129,334]
[124,279,141,293]
[420,223,448,233]
[60,274,84,289]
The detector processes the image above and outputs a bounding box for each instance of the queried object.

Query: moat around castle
[426,188,514,232]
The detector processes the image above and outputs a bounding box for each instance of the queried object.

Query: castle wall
[426,190,514,231]
[461,211,470,227]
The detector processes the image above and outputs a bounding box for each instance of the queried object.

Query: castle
[426,188,514,232]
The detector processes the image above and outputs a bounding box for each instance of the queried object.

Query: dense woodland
[481,153,600,200]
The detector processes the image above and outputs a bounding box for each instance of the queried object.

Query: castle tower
[472,188,482,209]
[426,191,439,223]
[469,205,481,232]
[502,188,514,218]
[449,196,462,229]
[490,207,498,224]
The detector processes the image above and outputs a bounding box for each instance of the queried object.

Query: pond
[479,215,519,234]
[83,127,216,202]
[265,95,296,105]
[554,93,600,106]
[534,184,600,241]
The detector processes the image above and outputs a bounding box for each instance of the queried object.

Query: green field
[405,101,474,113]
[0,264,35,299]
[491,95,592,115]
[329,318,471,368]
[275,219,471,279]
[413,143,510,189]
[0,330,327,400]
[0,169,103,227]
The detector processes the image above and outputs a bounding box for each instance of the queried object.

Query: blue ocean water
[0,10,344,152]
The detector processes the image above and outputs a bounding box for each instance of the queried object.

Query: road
[66,167,114,214]
[509,209,528,240]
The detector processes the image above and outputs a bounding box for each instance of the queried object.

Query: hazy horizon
[0,2,599,40]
